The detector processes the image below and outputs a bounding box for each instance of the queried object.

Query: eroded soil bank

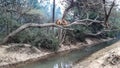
[73,39,120,68]
[0,38,112,68]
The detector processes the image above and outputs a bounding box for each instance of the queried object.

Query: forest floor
[73,40,120,68]
[0,38,112,68]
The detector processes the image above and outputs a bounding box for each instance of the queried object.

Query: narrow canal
[17,39,118,68]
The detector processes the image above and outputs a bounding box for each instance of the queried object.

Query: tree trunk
[1,23,73,45]
[103,0,115,28]
[52,0,56,34]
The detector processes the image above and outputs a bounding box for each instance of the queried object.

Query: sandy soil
[73,40,120,68]
[0,44,50,67]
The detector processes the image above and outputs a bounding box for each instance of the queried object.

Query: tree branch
[103,0,116,28]
[1,18,117,44]
[62,0,74,19]
[103,0,107,16]
[107,0,115,19]
[67,19,104,26]
[1,23,73,44]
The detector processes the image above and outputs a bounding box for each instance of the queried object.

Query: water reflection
[53,62,72,68]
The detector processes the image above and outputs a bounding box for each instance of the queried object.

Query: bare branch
[76,19,104,23]
[62,0,75,19]
[103,0,116,28]
[65,18,105,27]
[66,19,104,28]
[95,15,99,20]
[103,0,107,16]
[107,0,115,19]
[86,13,89,19]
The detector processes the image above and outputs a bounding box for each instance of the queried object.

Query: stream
[17,39,118,68]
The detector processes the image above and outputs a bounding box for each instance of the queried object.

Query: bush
[33,35,59,51]
[106,31,119,38]
[74,29,86,42]
[9,29,60,51]
[65,29,86,44]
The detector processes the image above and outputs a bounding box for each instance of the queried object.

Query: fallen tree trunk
[1,20,118,45]
[1,23,73,45]
[0,19,103,45]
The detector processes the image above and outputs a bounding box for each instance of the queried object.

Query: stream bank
[73,39,120,68]
[0,38,112,68]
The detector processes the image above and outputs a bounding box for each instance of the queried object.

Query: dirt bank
[0,38,112,68]
[73,39,120,68]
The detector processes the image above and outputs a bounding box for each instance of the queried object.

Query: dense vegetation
[0,0,120,51]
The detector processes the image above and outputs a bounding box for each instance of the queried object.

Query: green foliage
[0,0,120,52]
[66,29,85,43]
[106,31,119,38]
[74,29,86,42]
[88,23,104,33]
[0,16,21,42]
[8,28,60,51]
[89,12,98,19]
[33,35,59,51]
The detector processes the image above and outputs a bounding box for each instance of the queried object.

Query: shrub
[65,29,86,44]
[8,28,60,51]
[33,35,59,51]
[106,31,119,38]
[74,29,86,42]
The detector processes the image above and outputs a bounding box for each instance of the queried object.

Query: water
[17,39,118,68]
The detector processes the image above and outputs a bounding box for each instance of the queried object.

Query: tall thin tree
[52,0,55,34]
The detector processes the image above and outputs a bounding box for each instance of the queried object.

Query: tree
[63,0,116,29]
[0,0,118,45]
[103,0,116,28]
[52,0,56,34]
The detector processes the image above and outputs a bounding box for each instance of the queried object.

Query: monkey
[56,19,62,25]
[62,19,68,26]
[55,19,68,26]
